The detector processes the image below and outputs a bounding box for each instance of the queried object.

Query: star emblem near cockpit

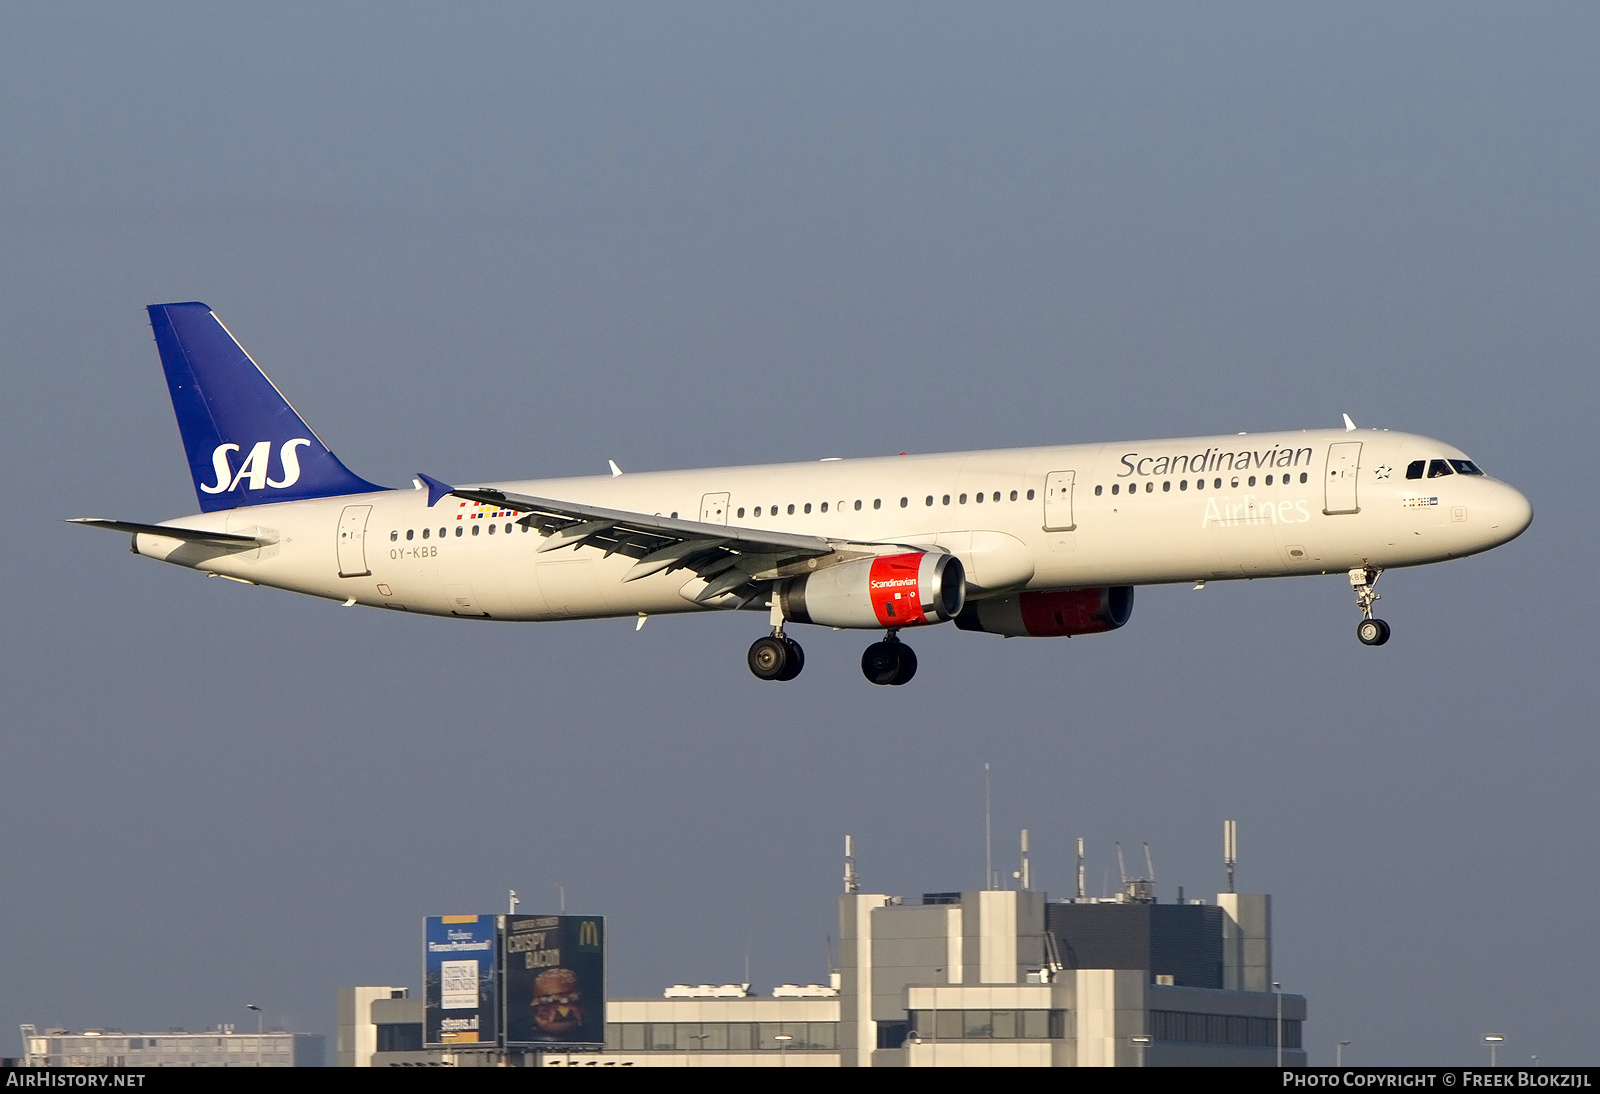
[1373,464,1392,479]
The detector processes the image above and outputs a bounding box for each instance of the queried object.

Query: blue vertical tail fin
[147,302,383,512]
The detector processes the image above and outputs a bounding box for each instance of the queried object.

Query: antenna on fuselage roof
[608,459,623,476]
[1342,413,1358,431]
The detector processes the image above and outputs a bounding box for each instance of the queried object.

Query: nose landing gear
[1350,567,1390,646]
[861,632,917,686]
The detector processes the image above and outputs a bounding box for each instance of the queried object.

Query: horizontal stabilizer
[67,518,272,547]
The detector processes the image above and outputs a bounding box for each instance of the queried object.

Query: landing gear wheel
[861,641,900,685]
[1357,618,1391,646]
[748,635,792,680]
[862,638,917,686]
[775,637,805,681]
[889,644,917,685]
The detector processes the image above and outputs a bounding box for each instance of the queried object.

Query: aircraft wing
[422,474,866,606]
[66,518,272,547]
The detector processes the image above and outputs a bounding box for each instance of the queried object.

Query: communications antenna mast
[1224,819,1238,894]
[984,763,994,890]
[1076,837,1086,900]
[843,835,859,894]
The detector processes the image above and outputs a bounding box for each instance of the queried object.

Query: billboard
[424,915,498,1047]
[502,914,606,1047]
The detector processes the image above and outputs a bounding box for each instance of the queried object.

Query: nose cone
[1488,482,1533,544]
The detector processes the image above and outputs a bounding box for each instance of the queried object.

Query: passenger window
[854,500,862,511]
[805,503,813,513]
[671,512,678,519]
[821,502,829,512]
[1009,490,1018,501]
[942,495,951,505]
[1428,459,1454,478]
[506,523,514,533]
[974,492,983,503]
[993,492,1000,502]
[1299,473,1308,483]
[1449,460,1484,475]
[520,523,528,532]
[422,528,430,539]
[389,530,398,542]
[1111,484,1119,495]
[440,528,447,538]
[1145,482,1154,493]
[1095,485,1103,496]
[1265,475,1273,485]
[1248,476,1256,487]
[787,504,796,515]
[471,525,479,536]
[1230,477,1239,488]
[1216,478,1224,488]
[737,507,745,518]
[1406,461,1424,479]
[1027,489,1035,500]
[1163,481,1171,492]
[490,523,498,534]
[959,493,967,504]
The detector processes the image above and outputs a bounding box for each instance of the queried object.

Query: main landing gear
[861,631,917,686]
[1350,566,1391,646]
[748,632,805,681]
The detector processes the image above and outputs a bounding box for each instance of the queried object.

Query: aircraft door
[336,504,373,577]
[700,492,730,524]
[1043,471,1077,532]
[1323,442,1363,515]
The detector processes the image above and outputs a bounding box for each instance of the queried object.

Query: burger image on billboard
[503,914,605,1046]
[532,967,583,1036]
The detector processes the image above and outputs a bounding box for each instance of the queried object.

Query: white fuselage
[132,429,1532,625]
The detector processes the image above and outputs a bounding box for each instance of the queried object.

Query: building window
[375,1023,423,1053]
[907,1009,1066,1041]
[604,1021,836,1052]
[1149,1010,1301,1049]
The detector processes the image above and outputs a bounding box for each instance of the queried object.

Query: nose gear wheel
[1349,567,1391,646]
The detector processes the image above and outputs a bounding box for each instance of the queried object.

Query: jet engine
[954,586,1134,638]
[779,552,965,629]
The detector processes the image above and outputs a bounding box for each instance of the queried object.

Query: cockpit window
[1427,459,1454,478]
[1405,460,1425,480]
[1449,459,1484,476]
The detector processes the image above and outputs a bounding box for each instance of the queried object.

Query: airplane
[71,302,1533,685]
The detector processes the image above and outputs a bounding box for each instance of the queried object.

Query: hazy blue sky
[2,1,1596,1065]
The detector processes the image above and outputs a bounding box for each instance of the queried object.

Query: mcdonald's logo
[578,920,601,947]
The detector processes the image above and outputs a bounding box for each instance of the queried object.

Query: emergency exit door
[336,504,372,577]
[700,492,730,524]
[1043,471,1077,532]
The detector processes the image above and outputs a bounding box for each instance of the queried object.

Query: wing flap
[443,484,832,559]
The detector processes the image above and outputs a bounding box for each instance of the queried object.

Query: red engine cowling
[954,586,1134,638]
[780,552,966,629]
